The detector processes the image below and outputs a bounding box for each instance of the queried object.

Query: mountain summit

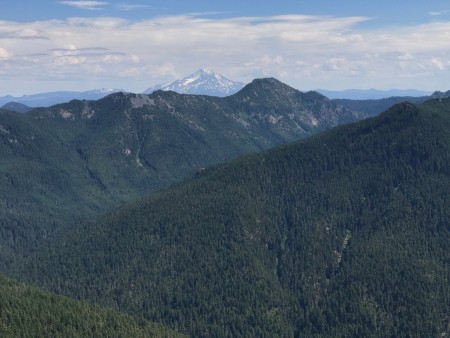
[143,69,245,96]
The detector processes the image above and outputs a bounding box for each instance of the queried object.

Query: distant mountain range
[143,69,245,96]
[317,88,433,100]
[331,89,450,116]
[0,88,122,107]
[0,70,243,107]
[1,69,446,108]
[0,77,364,272]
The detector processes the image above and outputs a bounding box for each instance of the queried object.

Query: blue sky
[3,1,450,25]
[1,1,450,95]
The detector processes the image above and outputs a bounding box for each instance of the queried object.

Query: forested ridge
[0,274,184,337]
[0,78,363,271]
[21,99,450,336]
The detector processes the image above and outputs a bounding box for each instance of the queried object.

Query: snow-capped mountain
[0,88,123,107]
[143,69,245,97]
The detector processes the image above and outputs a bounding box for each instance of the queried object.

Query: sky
[1,0,450,95]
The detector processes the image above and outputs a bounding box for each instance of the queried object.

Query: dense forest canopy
[19,99,450,336]
[0,274,183,337]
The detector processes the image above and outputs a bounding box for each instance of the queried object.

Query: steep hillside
[26,99,450,337]
[0,274,183,337]
[0,78,362,268]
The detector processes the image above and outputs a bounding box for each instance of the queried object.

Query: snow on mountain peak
[144,69,245,97]
[196,68,213,75]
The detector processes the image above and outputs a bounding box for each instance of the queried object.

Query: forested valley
[12,98,450,336]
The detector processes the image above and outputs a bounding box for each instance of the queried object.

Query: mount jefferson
[144,69,245,96]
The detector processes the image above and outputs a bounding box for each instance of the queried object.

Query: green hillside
[0,274,183,337]
[25,99,450,336]
[1,102,32,113]
[0,79,363,270]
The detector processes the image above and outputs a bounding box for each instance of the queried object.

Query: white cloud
[0,28,49,40]
[58,1,109,10]
[54,55,87,65]
[429,10,450,16]
[116,3,148,11]
[1,13,450,95]
[0,47,11,59]
[431,57,446,70]
[130,54,140,63]
[398,53,414,61]
[246,55,284,67]
[102,54,122,63]
[143,63,178,78]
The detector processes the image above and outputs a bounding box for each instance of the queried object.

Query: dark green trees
[23,99,450,336]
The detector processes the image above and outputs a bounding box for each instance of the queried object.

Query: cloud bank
[59,1,109,11]
[0,13,449,94]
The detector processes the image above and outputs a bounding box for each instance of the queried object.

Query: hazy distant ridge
[0,88,122,107]
[317,88,433,100]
